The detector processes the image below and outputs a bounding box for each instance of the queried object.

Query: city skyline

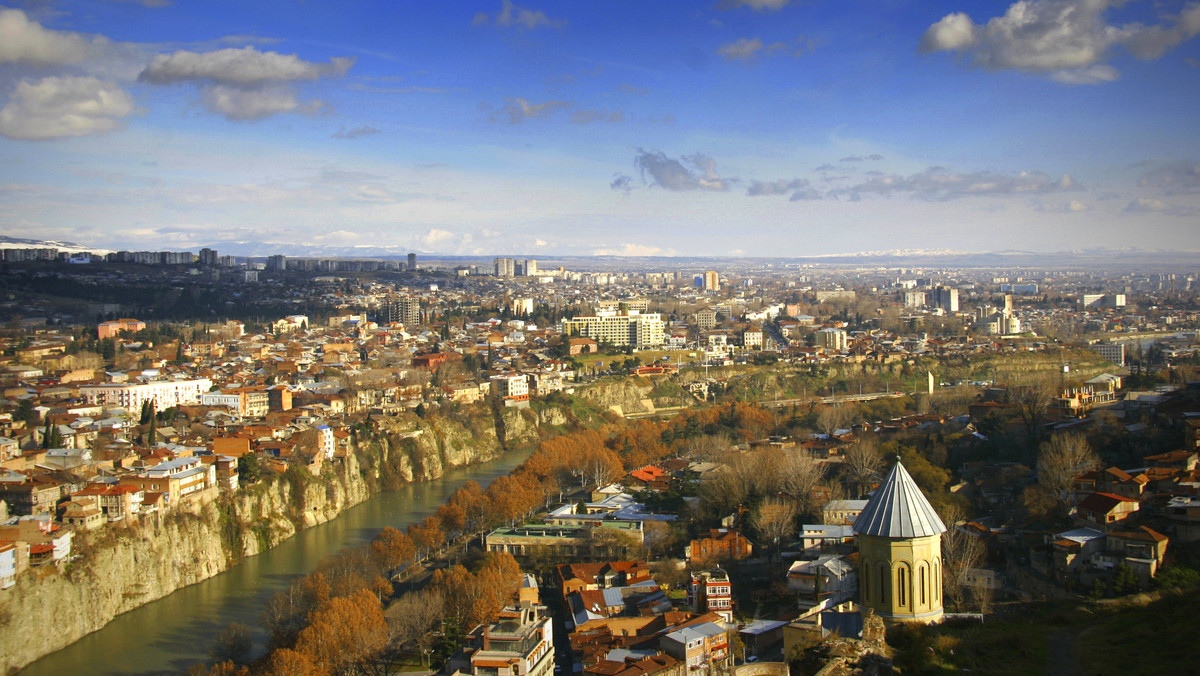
[1,0,1199,257]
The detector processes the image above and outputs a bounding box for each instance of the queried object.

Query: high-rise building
[381,297,421,325]
[198,248,218,266]
[494,257,516,278]
[931,286,959,312]
[407,252,417,271]
[266,255,287,271]
[524,259,538,276]
[703,270,720,291]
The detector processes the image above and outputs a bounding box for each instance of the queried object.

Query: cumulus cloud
[0,8,94,65]
[422,228,457,246]
[0,76,135,140]
[489,97,569,123]
[845,167,1080,200]
[747,178,809,196]
[332,124,381,139]
[919,0,1200,83]
[611,174,633,193]
[139,47,353,85]
[633,149,734,191]
[138,47,352,120]
[473,0,565,29]
[1138,160,1200,193]
[1124,197,1194,215]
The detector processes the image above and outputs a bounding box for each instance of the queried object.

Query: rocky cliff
[0,408,515,674]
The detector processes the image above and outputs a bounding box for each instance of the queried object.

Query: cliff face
[577,378,656,416]
[0,410,511,674]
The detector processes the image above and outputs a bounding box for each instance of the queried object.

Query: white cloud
[1138,160,1200,193]
[718,38,765,61]
[846,167,1079,200]
[139,47,353,86]
[593,243,668,256]
[720,0,792,11]
[1037,199,1090,212]
[138,46,352,120]
[473,0,565,29]
[0,76,135,140]
[919,0,1200,83]
[491,97,569,123]
[0,8,93,65]
[332,125,381,139]
[1124,197,1194,215]
[747,178,809,196]
[422,228,457,246]
[633,149,734,191]
[201,85,322,120]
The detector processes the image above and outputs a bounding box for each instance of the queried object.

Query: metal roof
[852,462,947,538]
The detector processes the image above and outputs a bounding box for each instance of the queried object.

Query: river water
[20,447,532,676]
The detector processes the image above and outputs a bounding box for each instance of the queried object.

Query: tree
[752,497,799,560]
[208,623,252,666]
[939,503,988,612]
[42,418,63,449]
[140,400,154,425]
[13,399,36,423]
[262,649,321,676]
[843,439,883,498]
[371,526,416,571]
[816,404,857,436]
[294,589,388,674]
[777,450,825,515]
[1038,433,1100,515]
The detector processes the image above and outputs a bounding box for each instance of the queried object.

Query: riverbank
[1,409,514,674]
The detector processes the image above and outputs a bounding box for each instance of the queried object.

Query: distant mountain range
[1,234,1196,270]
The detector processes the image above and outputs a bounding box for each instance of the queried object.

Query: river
[19,447,533,676]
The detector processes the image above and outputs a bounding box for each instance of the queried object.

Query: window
[897,567,907,607]
[919,565,926,606]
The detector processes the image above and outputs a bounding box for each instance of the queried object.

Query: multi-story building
[495,257,516,278]
[931,286,959,312]
[97,318,146,339]
[685,529,752,563]
[79,379,213,412]
[491,374,530,401]
[688,569,733,623]
[407,252,417,271]
[560,312,665,348]
[447,602,555,676]
[814,328,848,351]
[381,297,421,325]
[660,622,728,673]
[903,291,926,308]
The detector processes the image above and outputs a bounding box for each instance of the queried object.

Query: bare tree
[753,497,799,560]
[777,450,825,515]
[843,438,883,498]
[386,588,445,654]
[682,432,734,461]
[941,525,988,612]
[817,404,857,436]
[1038,432,1100,515]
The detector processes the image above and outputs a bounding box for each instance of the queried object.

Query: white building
[560,312,665,348]
[814,328,848,351]
[79,379,213,412]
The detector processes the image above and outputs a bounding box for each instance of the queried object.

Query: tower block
[853,462,948,623]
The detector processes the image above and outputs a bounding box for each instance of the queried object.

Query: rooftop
[853,461,947,539]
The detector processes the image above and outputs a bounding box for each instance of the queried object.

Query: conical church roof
[853,461,947,538]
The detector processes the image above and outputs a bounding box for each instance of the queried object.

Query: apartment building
[79,379,213,412]
[560,313,665,348]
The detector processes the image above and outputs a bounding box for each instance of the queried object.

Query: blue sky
[1,0,1198,257]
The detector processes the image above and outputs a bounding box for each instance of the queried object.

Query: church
[853,461,948,623]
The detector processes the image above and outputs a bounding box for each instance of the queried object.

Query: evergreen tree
[139,400,153,425]
[147,412,158,445]
[42,418,63,449]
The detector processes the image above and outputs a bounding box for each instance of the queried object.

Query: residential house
[685,529,752,564]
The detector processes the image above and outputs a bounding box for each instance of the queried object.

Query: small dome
[853,461,947,538]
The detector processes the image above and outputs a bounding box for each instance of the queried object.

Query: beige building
[854,461,947,623]
[560,312,665,348]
